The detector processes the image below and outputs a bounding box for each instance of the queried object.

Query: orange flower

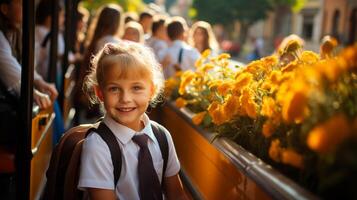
[179,71,195,95]
[192,111,207,125]
[217,81,233,96]
[262,121,275,138]
[223,95,241,119]
[234,73,252,90]
[268,71,280,84]
[307,114,351,153]
[300,51,319,64]
[282,83,308,123]
[281,60,298,73]
[260,97,276,117]
[199,63,215,72]
[269,139,282,162]
[281,149,303,169]
[240,89,257,119]
[201,49,211,58]
[218,53,231,60]
[175,97,187,108]
[195,58,203,68]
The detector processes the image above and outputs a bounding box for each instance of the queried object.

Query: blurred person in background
[76,4,123,121]
[188,20,219,55]
[146,15,169,62]
[163,16,200,78]
[123,11,138,24]
[122,21,144,44]
[139,10,153,40]
[0,0,57,145]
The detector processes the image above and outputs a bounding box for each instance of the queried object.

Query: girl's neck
[132,120,145,132]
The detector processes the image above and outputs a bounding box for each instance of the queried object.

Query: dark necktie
[132,134,163,200]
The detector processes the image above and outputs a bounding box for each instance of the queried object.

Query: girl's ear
[94,85,104,102]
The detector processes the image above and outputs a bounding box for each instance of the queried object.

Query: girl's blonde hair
[83,42,165,107]
[188,21,219,53]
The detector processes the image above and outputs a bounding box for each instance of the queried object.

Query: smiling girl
[78,42,187,200]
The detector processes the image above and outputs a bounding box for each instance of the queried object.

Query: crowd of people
[74,3,221,122]
[0,0,223,144]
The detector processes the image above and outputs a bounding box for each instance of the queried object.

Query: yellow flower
[261,97,276,118]
[179,70,195,95]
[223,95,241,119]
[315,59,344,83]
[218,53,231,60]
[269,139,282,162]
[217,81,233,96]
[281,149,303,169]
[244,60,263,74]
[208,101,219,116]
[262,121,275,138]
[234,73,252,90]
[201,49,211,58]
[240,89,257,119]
[300,51,319,64]
[261,55,278,69]
[192,111,207,125]
[281,60,298,73]
[198,63,215,72]
[195,58,203,68]
[175,97,187,108]
[268,70,282,85]
[208,102,227,125]
[282,83,308,123]
[307,114,351,153]
[208,79,223,90]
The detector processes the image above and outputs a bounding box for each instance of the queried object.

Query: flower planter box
[157,102,318,200]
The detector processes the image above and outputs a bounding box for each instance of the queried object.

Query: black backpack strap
[41,31,51,48]
[88,122,122,186]
[151,122,169,185]
[178,47,184,64]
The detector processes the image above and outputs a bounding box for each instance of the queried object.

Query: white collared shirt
[0,31,42,96]
[78,114,180,200]
[145,36,168,62]
[163,40,200,78]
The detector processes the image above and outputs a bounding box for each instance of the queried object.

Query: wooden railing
[156,102,318,200]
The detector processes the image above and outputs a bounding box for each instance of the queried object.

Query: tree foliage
[81,0,145,12]
[191,0,305,26]
[191,0,272,26]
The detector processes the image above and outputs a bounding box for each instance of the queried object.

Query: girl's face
[97,65,153,131]
[193,27,207,46]
[123,28,140,43]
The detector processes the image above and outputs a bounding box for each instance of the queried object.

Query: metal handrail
[166,101,319,200]
[31,112,55,156]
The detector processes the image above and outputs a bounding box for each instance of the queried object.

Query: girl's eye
[108,87,119,92]
[133,86,143,91]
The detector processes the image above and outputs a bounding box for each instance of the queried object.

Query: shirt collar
[103,114,156,145]
[172,40,185,47]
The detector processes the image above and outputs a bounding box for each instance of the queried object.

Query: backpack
[42,120,169,200]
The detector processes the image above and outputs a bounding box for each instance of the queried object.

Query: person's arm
[88,188,117,200]
[164,174,188,200]
[0,31,22,96]
[33,78,58,101]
